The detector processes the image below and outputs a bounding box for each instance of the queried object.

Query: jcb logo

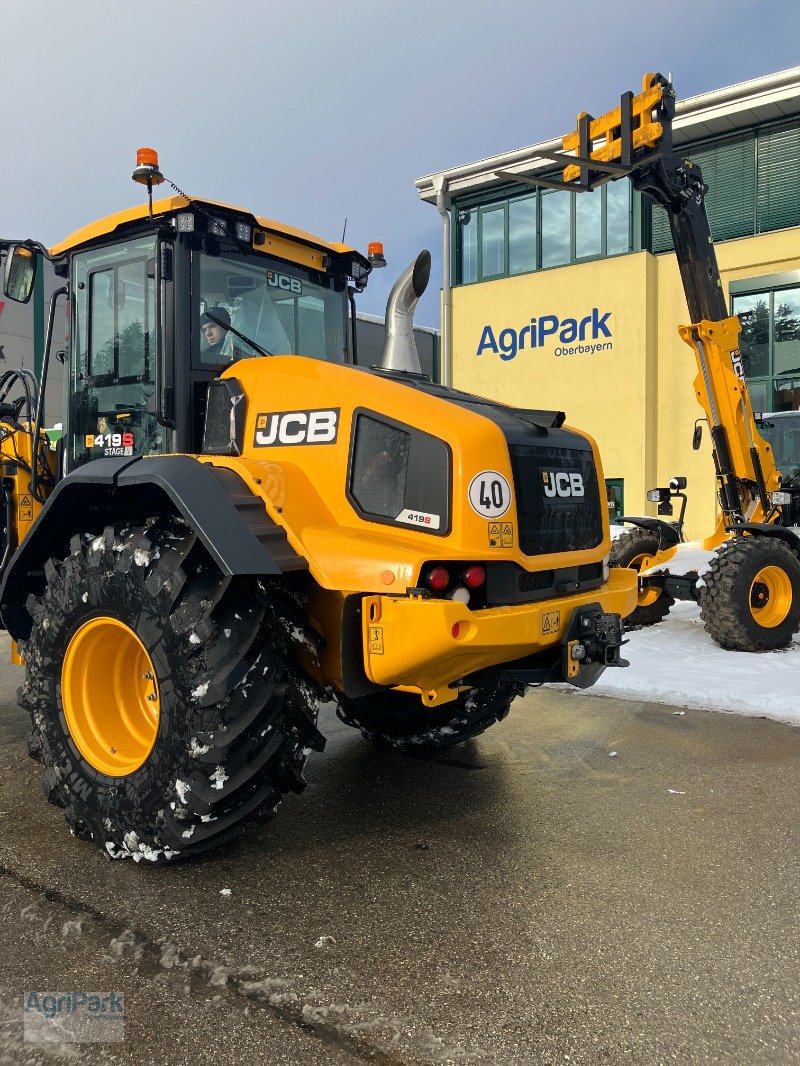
[254,408,339,447]
[731,348,745,380]
[542,470,585,499]
[267,271,302,295]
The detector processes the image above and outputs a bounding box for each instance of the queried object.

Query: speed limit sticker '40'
[468,471,512,519]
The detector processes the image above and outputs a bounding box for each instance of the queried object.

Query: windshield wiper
[204,310,273,358]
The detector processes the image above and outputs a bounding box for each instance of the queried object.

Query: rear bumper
[361,567,637,704]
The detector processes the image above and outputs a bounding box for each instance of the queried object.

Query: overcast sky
[2,0,800,327]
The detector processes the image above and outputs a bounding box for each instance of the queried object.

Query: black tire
[336,682,518,751]
[609,527,674,627]
[699,536,800,651]
[18,517,324,863]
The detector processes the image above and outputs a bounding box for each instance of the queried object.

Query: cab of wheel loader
[7,197,371,475]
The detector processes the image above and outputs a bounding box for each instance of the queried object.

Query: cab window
[196,247,347,369]
[70,235,164,468]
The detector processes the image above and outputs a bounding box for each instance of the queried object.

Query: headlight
[174,212,195,232]
[647,488,669,503]
[350,258,369,284]
[771,490,792,506]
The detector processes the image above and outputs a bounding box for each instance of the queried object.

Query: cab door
[67,234,171,471]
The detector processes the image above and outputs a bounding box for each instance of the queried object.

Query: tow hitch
[562,604,629,689]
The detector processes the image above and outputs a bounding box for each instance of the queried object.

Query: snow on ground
[581,601,800,727]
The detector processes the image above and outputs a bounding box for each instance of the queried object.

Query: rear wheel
[19,517,324,862]
[336,683,518,751]
[699,536,800,651]
[609,527,674,628]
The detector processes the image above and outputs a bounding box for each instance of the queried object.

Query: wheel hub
[61,617,160,776]
[748,566,792,629]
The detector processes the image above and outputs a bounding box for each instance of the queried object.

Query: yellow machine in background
[510,73,800,652]
[0,150,636,863]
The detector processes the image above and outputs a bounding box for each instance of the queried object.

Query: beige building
[416,69,800,538]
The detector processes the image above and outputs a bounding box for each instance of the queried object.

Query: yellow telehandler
[505,73,800,652]
[0,149,636,861]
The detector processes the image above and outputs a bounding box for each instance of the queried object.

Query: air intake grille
[518,570,554,592]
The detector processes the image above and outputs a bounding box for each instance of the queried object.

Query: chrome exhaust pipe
[380,250,431,374]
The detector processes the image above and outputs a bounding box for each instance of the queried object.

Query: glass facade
[651,120,800,252]
[734,285,800,412]
[456,181,633,284]
[454,117,800,287]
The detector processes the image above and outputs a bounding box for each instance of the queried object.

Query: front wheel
[699,537,800,651]
[609,527,674,628]
[19,518,322,862]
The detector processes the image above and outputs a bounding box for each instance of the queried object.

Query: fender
[0,455,307,640]
[618,515,681,549]
[730,522,800,550]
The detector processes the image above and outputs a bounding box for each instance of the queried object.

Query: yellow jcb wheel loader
[0,151,637,863]
[520,74,800,652]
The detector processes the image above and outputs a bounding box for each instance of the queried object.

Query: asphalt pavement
[0,634,798,1065]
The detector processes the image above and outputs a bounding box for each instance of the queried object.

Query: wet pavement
[0,634,798,1065]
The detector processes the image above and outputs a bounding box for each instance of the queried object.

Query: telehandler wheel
[336,682,518,751]
[609,527,674,628]
[699,537,800,652]
[18,517,322,863]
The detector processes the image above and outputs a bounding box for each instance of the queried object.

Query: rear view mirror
[3,245,37,304]
[692,423,703,451]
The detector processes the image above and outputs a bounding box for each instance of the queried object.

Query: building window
[458,209,478,284]
[508,196,536,275]
[455,181,632,284]
[733,284,800,411]
[575,187,602,260]
[541,190,571,268]
[481,205,505,279]
[606,179,631,257]
[651,120,800,253]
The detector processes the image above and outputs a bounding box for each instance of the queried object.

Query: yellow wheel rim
[628,551,660,608]
[749,566,793,629]
[61,617,160,776]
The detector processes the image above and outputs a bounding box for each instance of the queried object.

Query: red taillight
[463,565,486,588]
[425,566,450,593]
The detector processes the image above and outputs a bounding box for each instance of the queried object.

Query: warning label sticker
[20,494,33,522]
[369,626,384,655]
[541,611,560,636]
[488,521,514,548]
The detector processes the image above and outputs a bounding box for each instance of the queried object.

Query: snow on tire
[609,527,674,628]
[699,536,800,652]
[18,517,323,863]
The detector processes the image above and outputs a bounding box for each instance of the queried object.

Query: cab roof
[49,195,357,259]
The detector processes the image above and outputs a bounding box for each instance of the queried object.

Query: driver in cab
[200,308,231,357]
